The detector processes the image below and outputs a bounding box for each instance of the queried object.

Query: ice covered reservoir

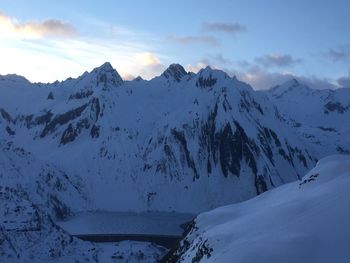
[57,211,194,248]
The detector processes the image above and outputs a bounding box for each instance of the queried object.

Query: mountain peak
[284,78,300,87]
[197,65,230,81]
[269,78,314,98]
[90,62,123,88]
[161,64,187,82]
[92,62,114,73]
[203,65,213,71]
[0,74,31,86]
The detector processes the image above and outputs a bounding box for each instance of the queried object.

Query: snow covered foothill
[164,155,350,263]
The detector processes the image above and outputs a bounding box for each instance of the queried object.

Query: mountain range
[0,62,349,262]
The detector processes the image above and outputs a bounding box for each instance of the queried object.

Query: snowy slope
[0,63,316,213]
[163,155,350,263]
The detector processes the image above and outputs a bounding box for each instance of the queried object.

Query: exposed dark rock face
[196,75,217,88]
[5,126,15,135]
[25,111,53,129]
[69,89,93,100]
[159,220,197,263]
[0,108,13,123]
[336,146,350,154]
[171,129,199,181]
[198,101,261,179]
[239,90,264,115]
[255,175,268,194]
[47,92,54,100]
[90,124,100,138]
[199,103,219,174]
[40,104,88,138]
[60,124,78,145]
[218,122,258,178]
[324,101,348,114]
[318,126,336,132]
[90,98,101,121]
[190,239,213,263]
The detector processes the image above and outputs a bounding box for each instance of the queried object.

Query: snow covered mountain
[264,79,350,158]
[0,63,317,213]
[162,155,350,263]
[0,62,349,262]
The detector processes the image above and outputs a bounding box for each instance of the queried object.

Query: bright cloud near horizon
[0,0,349,89]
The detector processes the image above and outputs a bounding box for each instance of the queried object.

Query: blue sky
[0,0,349,88]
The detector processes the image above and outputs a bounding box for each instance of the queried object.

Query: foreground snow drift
[164,155,350,263]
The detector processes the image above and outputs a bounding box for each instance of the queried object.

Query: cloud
[337,70,350,87]
[231,66,296,89]
[237,60,251,68]
[168,35,219,46]
[185,61,292,89]
[325,45,350,62]
[0,12,168,82]
[187,58,337,90]
[137,52,161,66]
[202,22,246,35]
[0,35,167,82]
[0,11,76,39]
[186,61,209,73]
[185,54,231,73]
[230,66,338,90]
[133,52,166,79]
[255,54,302,68]
[210,53,232,65]
[122,73,136,81]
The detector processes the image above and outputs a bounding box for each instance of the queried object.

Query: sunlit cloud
[137,52,161,66]
[0,12,167,82]
[129,52,166,79]
[0,11,76,39]
[186,62,209,73]
[122,73,136,81]
[0,36,166,82]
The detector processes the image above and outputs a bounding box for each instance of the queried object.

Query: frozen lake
[57,211,195,236]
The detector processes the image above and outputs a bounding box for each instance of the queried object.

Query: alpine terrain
[0,63,349,262]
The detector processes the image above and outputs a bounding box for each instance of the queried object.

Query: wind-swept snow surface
[164,155,350,263]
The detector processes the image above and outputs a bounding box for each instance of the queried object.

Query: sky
[0,0,350,89]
